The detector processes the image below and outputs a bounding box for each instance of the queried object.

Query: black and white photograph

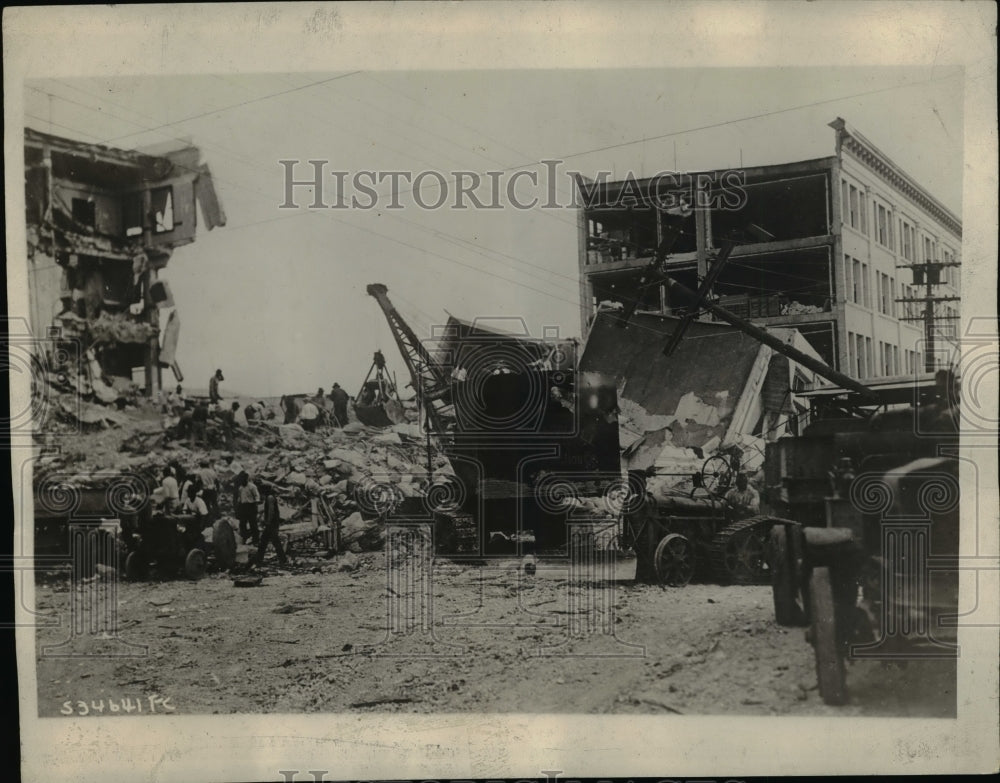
[6,3,998,781]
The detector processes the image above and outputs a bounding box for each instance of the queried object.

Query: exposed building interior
[579,160,842,368]
[25,128,225,398]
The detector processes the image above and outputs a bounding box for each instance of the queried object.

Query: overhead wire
[22,71,955,353]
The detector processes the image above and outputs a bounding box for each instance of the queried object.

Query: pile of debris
[33,404,450,562]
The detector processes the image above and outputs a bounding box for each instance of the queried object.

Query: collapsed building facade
[576,117,961,380]
[579,311,822,482]
[25,128,226,399]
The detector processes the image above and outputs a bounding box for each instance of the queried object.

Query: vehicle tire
[653,533,695,587]
[809,566,848,705]
[124,551,146,581]
[770,525,807,626]
[212,519,237,570]
[184,548,207,580]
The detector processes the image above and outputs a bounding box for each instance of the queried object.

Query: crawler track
[709,515,777,585]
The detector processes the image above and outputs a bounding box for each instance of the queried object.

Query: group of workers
[153,459,287,568]
[283,383,350,432]
[161,368,280,447]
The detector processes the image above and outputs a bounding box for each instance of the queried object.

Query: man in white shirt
[299,400,320,432]
[235,471,262,545]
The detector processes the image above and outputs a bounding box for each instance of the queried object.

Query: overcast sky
[24,66,963,397]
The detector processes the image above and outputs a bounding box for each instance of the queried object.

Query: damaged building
[24,127,226,399]
[576,117,961,380]
[579,310,822,482]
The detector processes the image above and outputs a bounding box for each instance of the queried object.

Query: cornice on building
[829,117,962,240]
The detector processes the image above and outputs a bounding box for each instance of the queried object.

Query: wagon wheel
[212,519,237,570]
[770,525,809,626]
[184,548,207,580]
[809,566,848,705]
[701,455,733,496]
[710,517,772,585]
[653,533,695,587]
[124,551,146,581]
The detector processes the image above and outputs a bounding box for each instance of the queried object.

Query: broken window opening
[123,194,144,237]
[151,186,174,233]
[590,270,664,313]
[98,259,136,309]
[71,197,96,230]
[584,207,662,264]
[710,248,832,318]
[712,174,828,244]
[711,173,829,245]
[792,321,837,369]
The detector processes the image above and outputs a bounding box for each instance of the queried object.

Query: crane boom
[365,283,454,433]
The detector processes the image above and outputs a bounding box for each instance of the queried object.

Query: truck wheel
[809,566,848,705]
[184,549,207,580]
[654,534,695,587]
[124,551,146,581]
[770,526,807,626]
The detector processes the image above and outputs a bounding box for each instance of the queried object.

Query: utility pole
[896,260,961,373]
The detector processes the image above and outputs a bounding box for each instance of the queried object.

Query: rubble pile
[33,400,449,560]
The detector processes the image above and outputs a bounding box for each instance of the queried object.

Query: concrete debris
[33,391,446,562]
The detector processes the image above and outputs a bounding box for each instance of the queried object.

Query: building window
[865,337,873,379]
[879,272,891,315]
[122,194,143,238]
[861,262,870,308]
[71,197,96,229]
[847,331,856,376]
[151,186,174,234]
[841,180,849,224]
[859,190,868,235]
[901,221,913,261]
[889,275,896,317]
[876,203,888,246]
[855,333,865,378]
[848,185,859,230]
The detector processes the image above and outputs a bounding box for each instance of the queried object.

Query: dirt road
[33,554,955,718]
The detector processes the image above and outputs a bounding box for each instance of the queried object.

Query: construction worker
[218,401,240,448]
[329,382,349,427]
[189,402,209,446]
[180,482,211,546]
[624,469,661,583]
[159,465,180,512]
[235,471,261,546]
[196,459,220,519]
[299,399,320,432]
[724,474,760,520]
[208,369,224,409]
[255,484,288,567]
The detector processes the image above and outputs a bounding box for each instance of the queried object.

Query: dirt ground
[29,401,956,719]
[33,554,956,718]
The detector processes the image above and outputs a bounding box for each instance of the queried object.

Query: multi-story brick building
[576,117,961,379]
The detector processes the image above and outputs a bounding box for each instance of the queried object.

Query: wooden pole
[660,273,880,401]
